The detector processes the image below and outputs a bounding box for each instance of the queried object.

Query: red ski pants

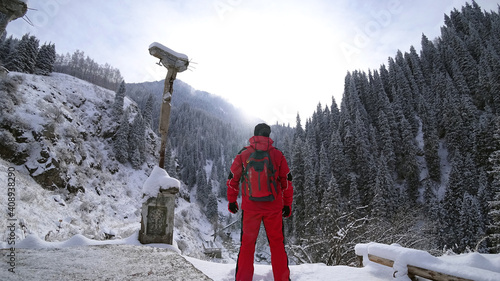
[236,210,290,281]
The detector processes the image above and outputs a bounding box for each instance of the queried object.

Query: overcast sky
[6,0,500,125]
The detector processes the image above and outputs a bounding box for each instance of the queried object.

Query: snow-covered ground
[0,231,390,280]
[1,232,499,281]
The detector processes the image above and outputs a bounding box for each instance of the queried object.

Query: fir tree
[112,80,126,120]
[329,131,349,196]
[294,113,305,142]
[291,138,306,239]
[376,110,396,172]
[114,109,130,164]
[422,105,441,182]
[488,117,500,253]
[303,141,318,234]
[143,94,154,129]
[128,113,146,169]
[7,33,39,73]
[458,192,484,252]
[34,43,56,75]
[206,192,218,225]
[321,175,341,228]
[196,170,209,206]
[371,154,396,219]
[317,144,331,201]
[0,35,15,65]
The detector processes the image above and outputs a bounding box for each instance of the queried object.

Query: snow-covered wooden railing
[355,243,500,281]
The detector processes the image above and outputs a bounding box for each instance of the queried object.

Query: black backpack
[242,148,278,201]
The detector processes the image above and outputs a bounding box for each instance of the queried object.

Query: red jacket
[227,136,293,212]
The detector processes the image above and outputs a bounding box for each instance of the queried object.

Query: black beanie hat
[254,123,271,137]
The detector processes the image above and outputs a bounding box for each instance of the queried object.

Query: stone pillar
[139,186,179,244]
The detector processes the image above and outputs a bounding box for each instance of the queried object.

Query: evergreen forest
[285,2,500,264]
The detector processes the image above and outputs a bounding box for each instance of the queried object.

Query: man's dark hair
[254,123,271,137]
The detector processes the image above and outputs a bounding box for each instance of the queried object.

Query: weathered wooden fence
[355,243,500,281]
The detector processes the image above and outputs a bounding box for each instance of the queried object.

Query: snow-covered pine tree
[317,175,343,265]
[347,173,361,214]
[291,137,306,239]
[6,33,39,73]
[143,94,154,129]
[320,175,341,230]
[206,192,218,225]
[294,113,305,142]
[128,113,146,169]
[398,115,420,203]
[112,80,126,120]
[302,141,319,235]
[317,144,331,202]
[164,139,178,178]
[475,111,499,173]
[371,154,396,219]
[113,109,129,164]
[422,113,441,182]
[376,110,396,172]
[488,117,500,253]
[129,148,141,170]
[441,150,475,251]
[0,35,16,66]
[196,170,209,207]
[329,131,348,196]
[458,192,484,252]
[34,43,56,75]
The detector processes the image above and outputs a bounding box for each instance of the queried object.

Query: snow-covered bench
[355,242,500,281]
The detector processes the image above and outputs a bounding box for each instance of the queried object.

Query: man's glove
[228,202,239,214]
[282,206,291,217]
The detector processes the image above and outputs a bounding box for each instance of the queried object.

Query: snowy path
[0,245,211,281]
[0,243,390,281]
[186,256,391,281]
[0,245,210,281]
[0,235,500,281]
[2,233,498,280]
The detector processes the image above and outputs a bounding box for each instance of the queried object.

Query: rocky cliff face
[0,72,160,240]
[0,72,156,193]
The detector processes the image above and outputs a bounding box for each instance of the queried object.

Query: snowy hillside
[0,72,221,258]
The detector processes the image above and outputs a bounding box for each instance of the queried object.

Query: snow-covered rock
[141,166,180,203]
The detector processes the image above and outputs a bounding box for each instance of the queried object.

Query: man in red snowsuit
[227,123,293,281]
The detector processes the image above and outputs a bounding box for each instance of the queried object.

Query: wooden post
[158,68,177,168]
[148,42,188,169]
